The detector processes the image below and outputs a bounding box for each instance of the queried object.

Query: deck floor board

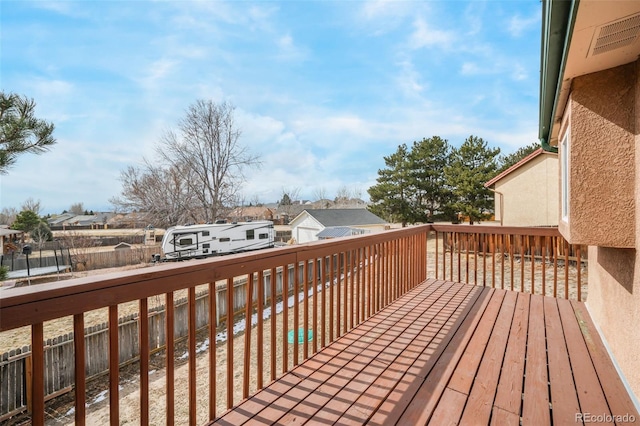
[212,279,639,425]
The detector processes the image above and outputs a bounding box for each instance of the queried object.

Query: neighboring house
[540,0,640,400]
[48,212,115,229]
[289,209,387,244]
[47,213,76,227]
[484,148,559,226]
[227,207,275,222]
[64,215,100,226]
[0,227,23,255]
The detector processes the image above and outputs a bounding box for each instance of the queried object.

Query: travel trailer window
[202,231,210,236]
[178,238,193,246]
[246,230,255,240]
[203,243,210,249]
[259,233,268,239]
[220,237,230,242]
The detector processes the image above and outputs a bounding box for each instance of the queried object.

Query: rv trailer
[160,220,274,261]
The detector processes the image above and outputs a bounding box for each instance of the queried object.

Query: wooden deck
[212,279,639,425]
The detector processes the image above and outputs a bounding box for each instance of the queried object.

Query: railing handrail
[0,224,430,332]
[430,223,562,237]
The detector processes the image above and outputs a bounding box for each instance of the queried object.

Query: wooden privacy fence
[0,225,586,425]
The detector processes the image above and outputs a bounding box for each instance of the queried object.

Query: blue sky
[1,0,541,215]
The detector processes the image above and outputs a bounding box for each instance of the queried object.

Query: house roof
[299,209,387,227]
[0,228,23,238]
[484,148,556,188]
[540,0,640,148]
[316,226,364,239]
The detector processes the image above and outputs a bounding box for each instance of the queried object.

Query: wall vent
[591,13,640,56]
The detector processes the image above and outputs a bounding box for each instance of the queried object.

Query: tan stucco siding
[493,154,558,226]
[559,62,635,247]
[580,60,640,400]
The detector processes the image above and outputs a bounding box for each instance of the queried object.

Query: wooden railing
[0,224,587,424]
[429,225,586,301]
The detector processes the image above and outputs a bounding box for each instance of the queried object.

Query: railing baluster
[293,262,300,366]
[320,258,326,350]
[312,259,318,355]
[449,232,454,282]
[435,231,439,279]
[243,274,253,399]
[349,249,355,329]
[577,246,582,301]
[491,234,496,288]
[343,252,348,334]
[500,234,505,290]
[209,282,217,419]
[565,239,570,299]
[357,248,362,324]
[166,291,175,421]
[531,237,537,294]
[269,268,277,381]
[257,270,264,389]
[553,237,559,297]
[457,232,461,283]
[542,239,547,297]
[282,265,289,374]
[139,298,149,425]
[188,287,196,426]
[466,233,470,284]
[108,305,119,425]
[329,254,334,343]
[303,260,309,360]
[364,246,374,318]
[336,255,342,338]
[473,233,478,286]
[73,313,86,425]
[520,235,525,292]
[482,233,487,286]
[225,278,233,409]
[31,322,45,425]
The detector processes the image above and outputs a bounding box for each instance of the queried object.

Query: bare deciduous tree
[69,202,85,215]
[59,230,100,271]
[113,100,259,227]
[21,197,42,215]
[158,100,260,223]
[111,161,199,228]
[0,207,17,225]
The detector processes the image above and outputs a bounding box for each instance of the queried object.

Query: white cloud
[395,58,425,97]
[409,17,455,50]
[507,13,540,37]
[461,62,482,76]
[276,33,308,61]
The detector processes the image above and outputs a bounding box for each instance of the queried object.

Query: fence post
[25,354,32,415]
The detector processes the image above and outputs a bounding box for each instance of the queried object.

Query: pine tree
[446,135,500,224]
[368,144,412,226]
[0,92,56,174]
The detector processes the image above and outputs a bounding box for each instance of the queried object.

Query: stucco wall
[560,62,635,247]
[493,154,558,226]
[583,60,640,401]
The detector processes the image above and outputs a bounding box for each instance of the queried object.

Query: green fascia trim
[539,0,580,153]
